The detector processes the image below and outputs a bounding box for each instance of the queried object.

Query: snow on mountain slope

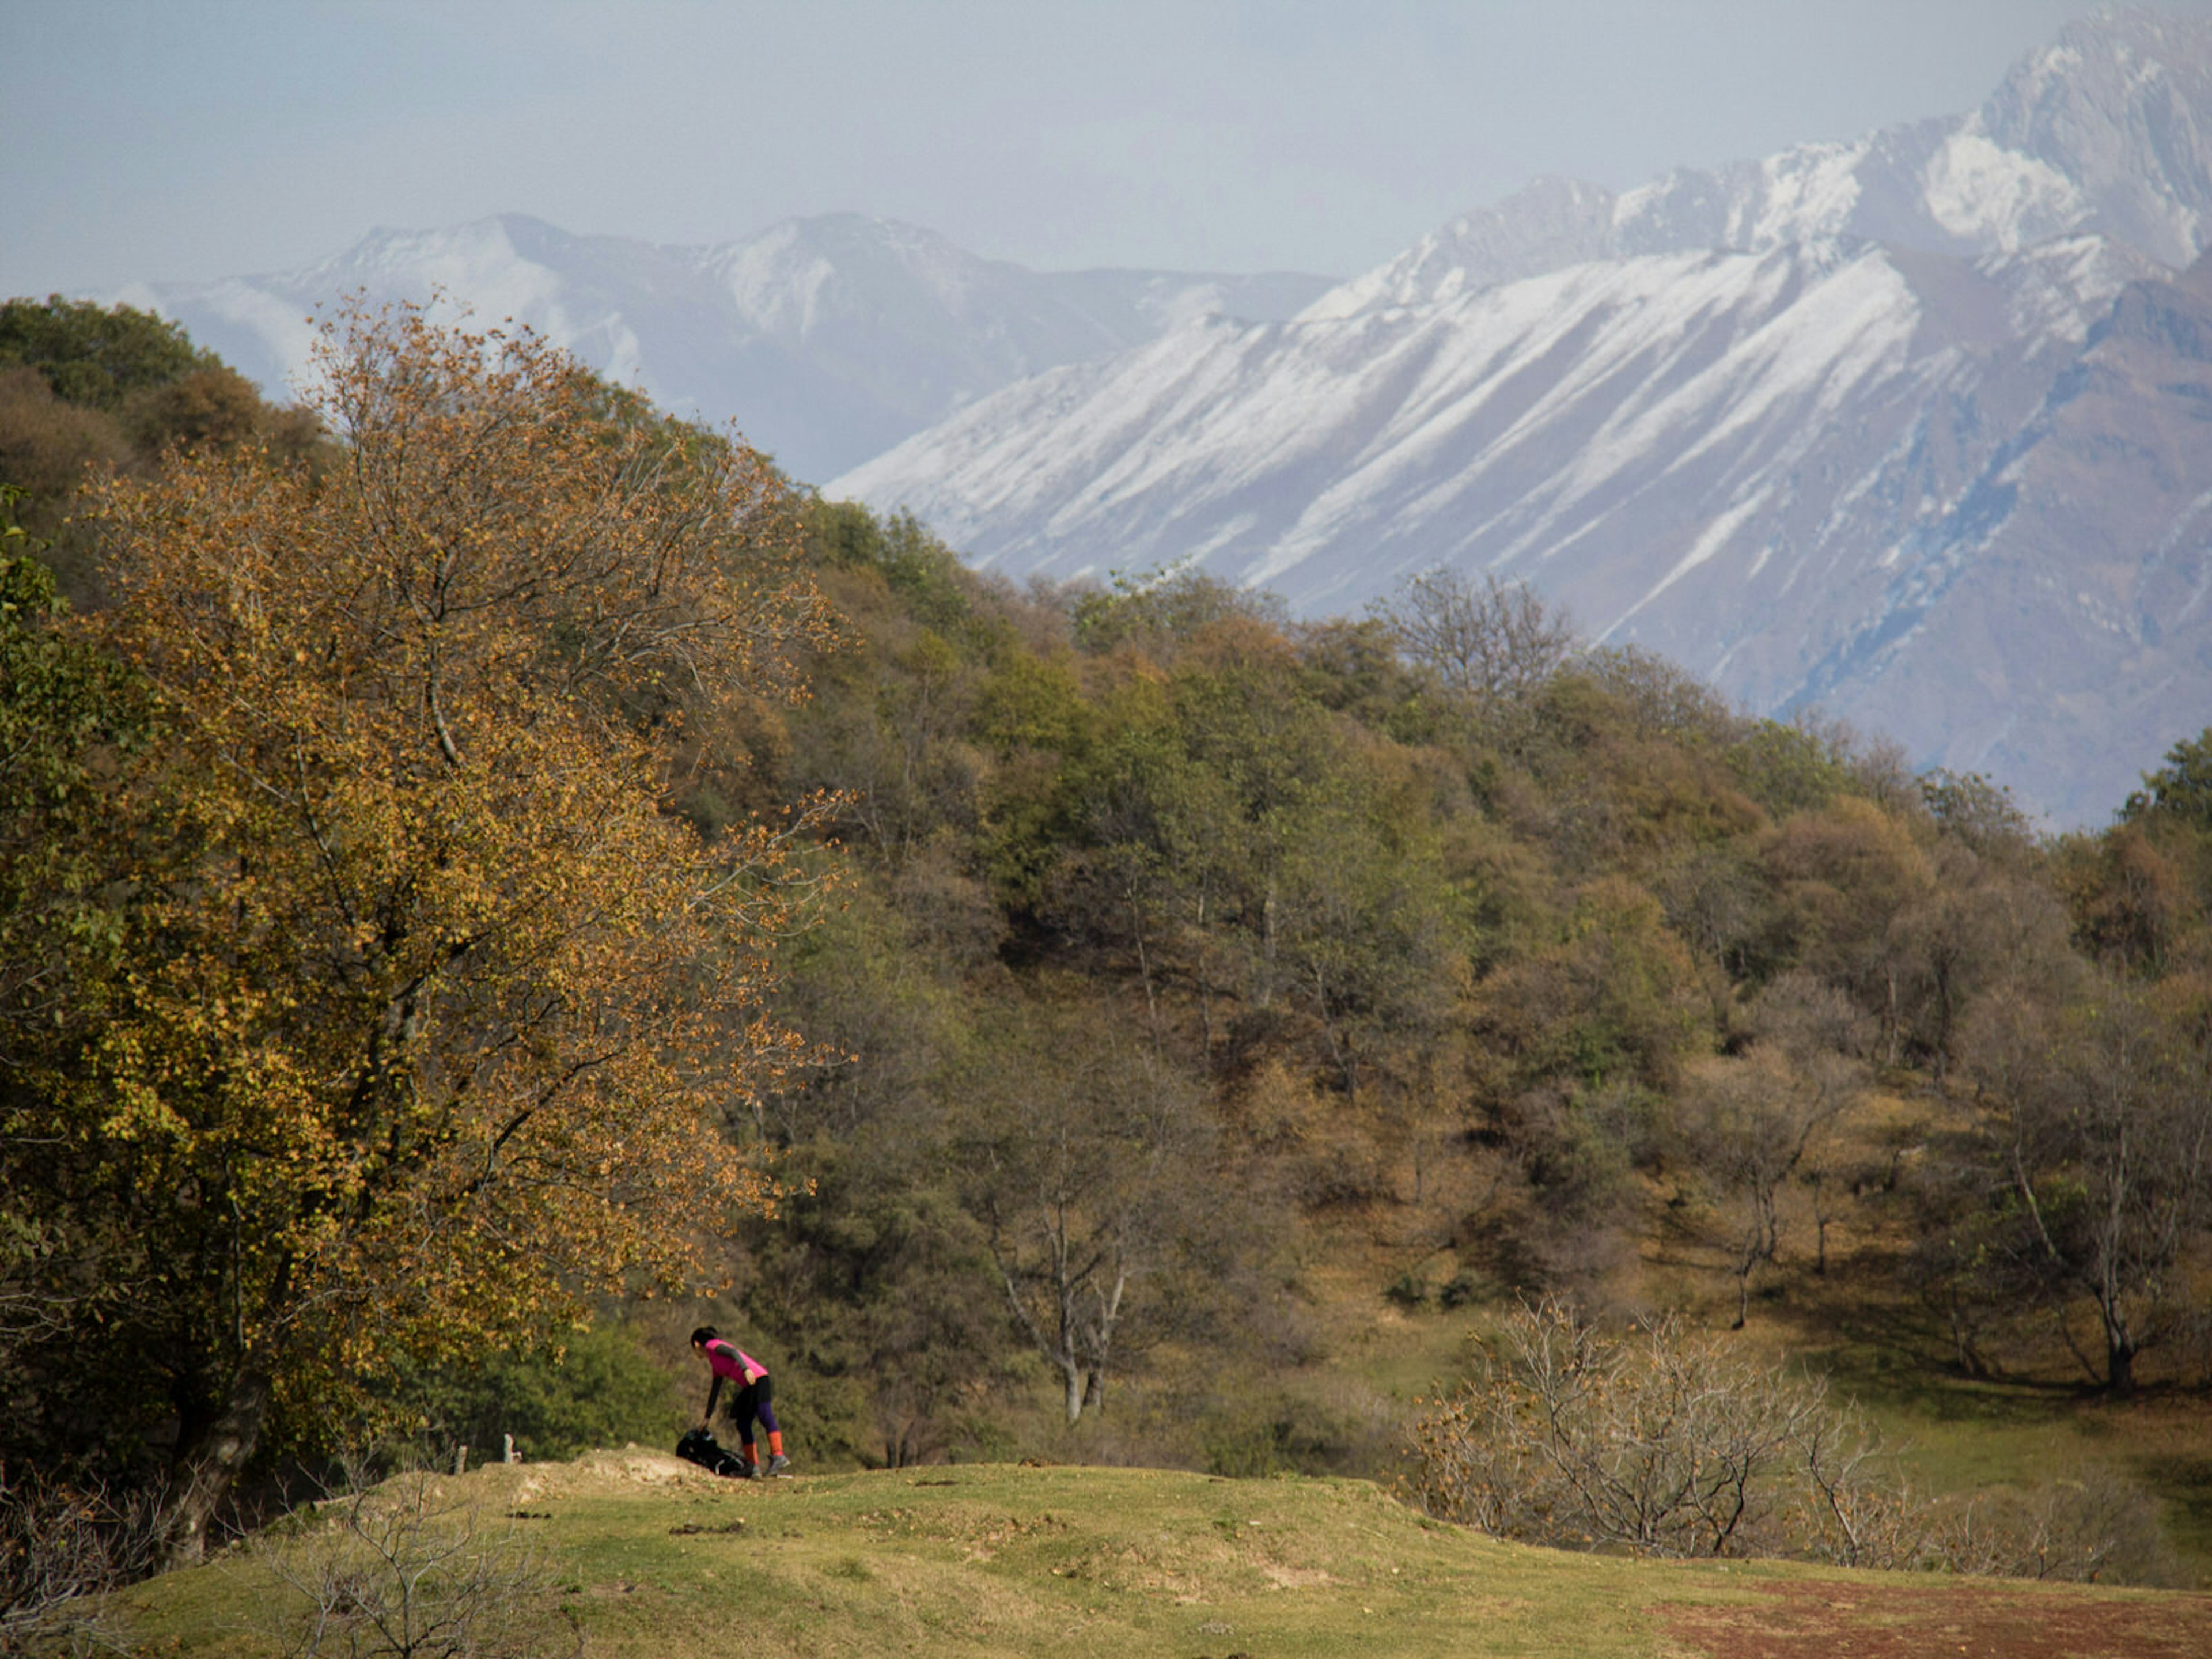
[836,237,2103,650]
[1797,249,2212,821]
[835,10,2212,823]
[1308,7,2212,323]
[838,237,2177,824]
[118,214,1332,484]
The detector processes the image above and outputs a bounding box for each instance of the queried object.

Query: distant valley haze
[10,0,2212,824]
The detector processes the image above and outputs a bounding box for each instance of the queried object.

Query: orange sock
[768,1431,784,1458]
[745,1444,760,1468]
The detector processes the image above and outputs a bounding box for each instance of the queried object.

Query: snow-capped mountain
[834,7,2212,825]
[120,215,1331,483]
[1307,5,2212,318]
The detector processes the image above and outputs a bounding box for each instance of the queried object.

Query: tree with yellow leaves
[3,305,836,1559]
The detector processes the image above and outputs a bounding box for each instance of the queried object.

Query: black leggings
[726,1374,778,1446]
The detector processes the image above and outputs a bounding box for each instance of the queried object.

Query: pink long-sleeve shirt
[704,1339,766,1386]
[702,1337,768,1420]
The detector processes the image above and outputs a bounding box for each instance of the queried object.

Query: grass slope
[119,1455,2212,1658]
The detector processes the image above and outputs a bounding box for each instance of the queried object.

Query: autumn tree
[2123,729,2212,830]
[1032,619,1293,1052]
[0,498,153,1384]
[1370,566,1577,715]
[1070,565,1285,660]
[953,1007,1226,1423]
[0,365,128,507]
[736,887,1014,1468]
[1961,982,2209,1394]
[0,297,326,604]
[0,297,218,412]
[1921,768,2037,862]
[1468,876,1706,1102]
[1677,974,1866,1327]
[0,306,835,1558]
[1766,796,1936,1063]
[1654,840,1772,1024]
[1268,751,1460,1094]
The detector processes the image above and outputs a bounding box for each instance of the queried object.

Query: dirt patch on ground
[1257,1563,1339,1590]
[1660,1578,2212,1658]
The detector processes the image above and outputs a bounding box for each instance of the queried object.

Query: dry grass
[112,1455,2212,1659]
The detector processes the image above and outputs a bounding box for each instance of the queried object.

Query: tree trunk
[1126,886,1161,1056]
[1062,1363,1088,1426]
[2107,1333,2137,1397]
[164,1366,272,1565]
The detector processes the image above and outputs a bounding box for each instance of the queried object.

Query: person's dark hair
[690,1325,718,1347]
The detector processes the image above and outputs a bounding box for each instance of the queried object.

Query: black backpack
[675,1427,750,1478]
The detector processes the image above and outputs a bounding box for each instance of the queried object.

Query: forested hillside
[3,304,2209,1633]
[0,296,325,604]
[832,10,2212,831]
[733,503,2212,1451]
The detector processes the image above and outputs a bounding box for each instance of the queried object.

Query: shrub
[1437,1270,1486,1310]
[0,1468,165,1653]
[1197,1392,1370,1478]
[381,1321,685,1465]
[1404,1298,1918,1564]
[1930,1463,2181,1586]
[1382,1271,1429,1310]
[241,1461,567,1658]
[1403,1300,2179,1581]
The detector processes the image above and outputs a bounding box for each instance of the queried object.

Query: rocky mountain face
[1308,6,2212,313]
[120,214,1331,483]
[834,8,2212,825]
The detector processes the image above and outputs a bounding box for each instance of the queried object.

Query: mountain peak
[1971,4,2212,267]
[831,14,2212,826]
[1302,4,2212,325]
[127,215,1332,484]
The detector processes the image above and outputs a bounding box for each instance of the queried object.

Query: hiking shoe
[764,1454,790,1477]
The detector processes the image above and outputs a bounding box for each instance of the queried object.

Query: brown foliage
[48,304,836,1555]
[119,363,276,457]
[2062,821,2195,972]
[0,363,130,513]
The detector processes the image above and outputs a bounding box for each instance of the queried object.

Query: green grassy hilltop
[116,1457,2212,1659]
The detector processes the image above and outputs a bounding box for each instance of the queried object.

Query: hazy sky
[10,1,2210,296]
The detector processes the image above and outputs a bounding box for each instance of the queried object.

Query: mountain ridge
[1309,6,2212,321]
[116,213,1334,483]
[93,7,2212,822]
[834,7,2212,825]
